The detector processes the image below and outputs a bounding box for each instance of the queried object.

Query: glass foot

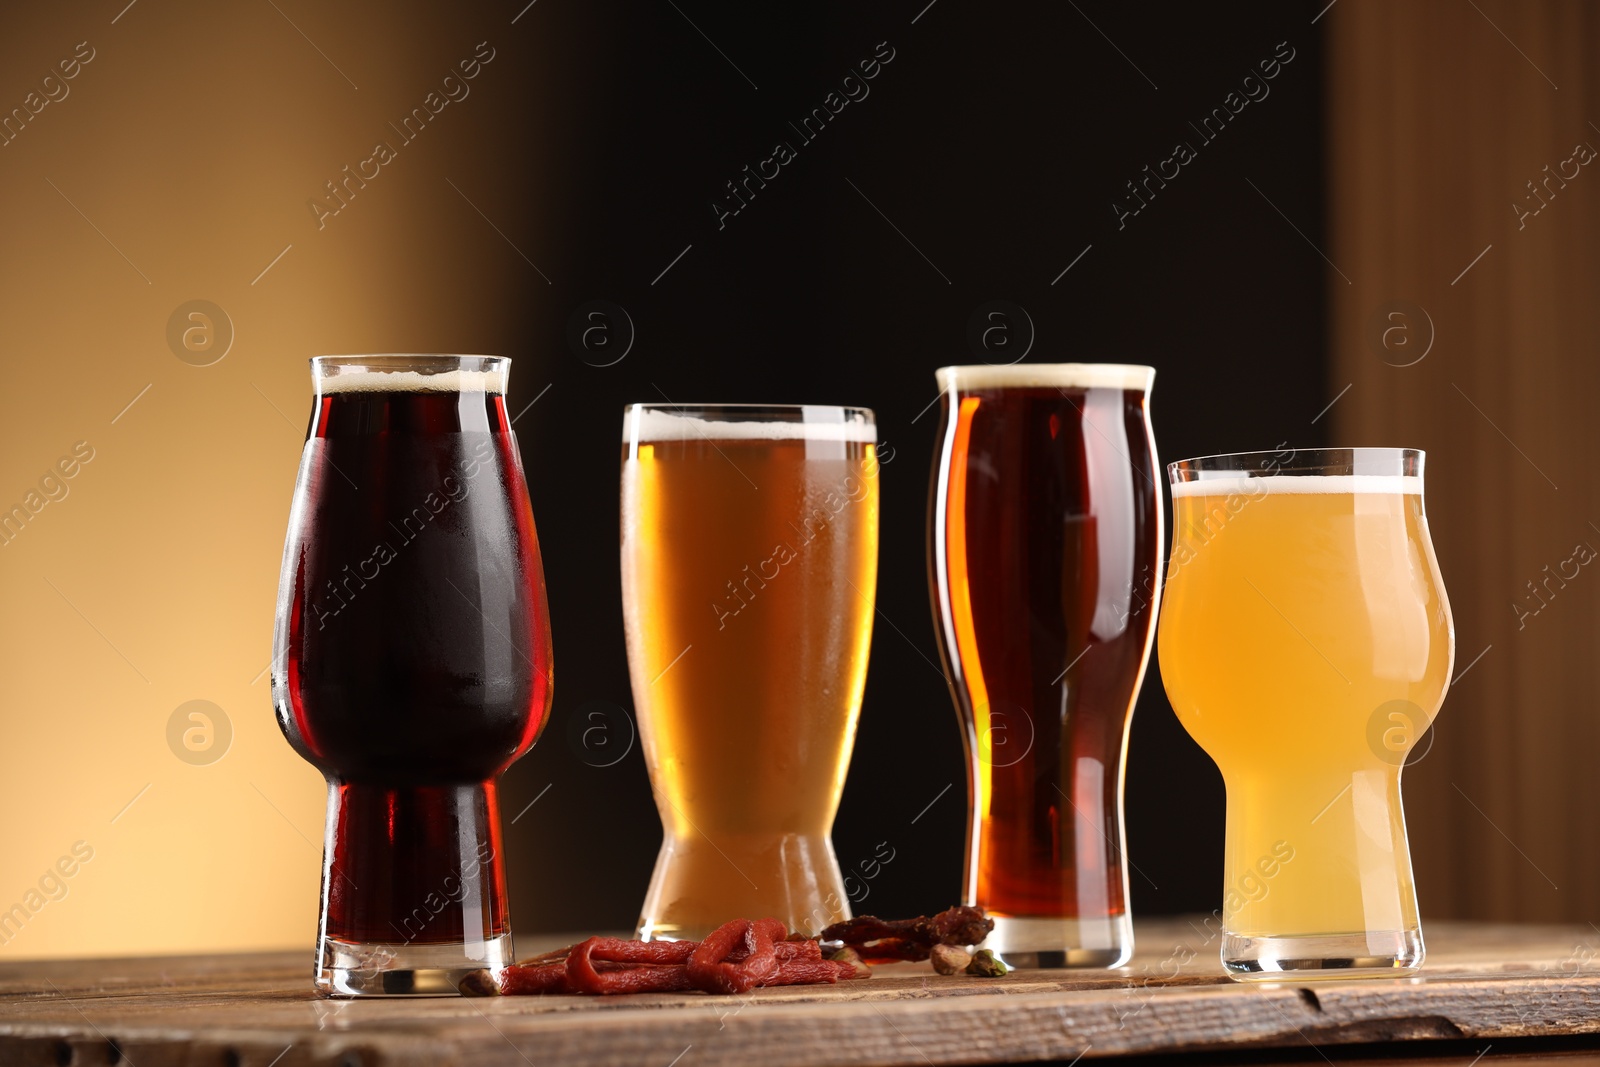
[636,831,849,942]
[318,934,513,997]
[1222,928,1424,981]
[984,913,1133,969]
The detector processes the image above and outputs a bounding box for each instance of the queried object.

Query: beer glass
[928,364,1161,968]
[621,404,878,940]
[272,356,553,996]
[1158,448,1453,979]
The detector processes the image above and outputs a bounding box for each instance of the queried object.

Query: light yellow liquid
[1158,476,1452,939]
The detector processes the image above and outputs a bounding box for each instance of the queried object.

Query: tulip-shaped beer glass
[1158,448,1452,979]
[928,364,1162,968]
[272,356,553,996]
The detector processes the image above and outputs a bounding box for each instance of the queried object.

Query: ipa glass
[272,356,553,996]
[928,364,1161,968]
[621,404,879,941]
[1158,448,1452,979]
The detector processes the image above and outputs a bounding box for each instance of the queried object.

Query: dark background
[497,0,1331,932]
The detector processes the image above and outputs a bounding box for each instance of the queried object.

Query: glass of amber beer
[1158,448,1453,979]
[621,404,878,940]
[272,356,553,996]
[928,364,1161,968]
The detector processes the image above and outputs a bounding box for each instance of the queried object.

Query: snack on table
[460,918,865,997]
[820,905,995,963]
[461,906,999,996]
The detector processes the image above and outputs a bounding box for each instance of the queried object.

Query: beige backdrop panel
[0,1,557,957]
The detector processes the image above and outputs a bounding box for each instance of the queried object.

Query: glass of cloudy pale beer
[1158,448,1453,980]
[272,356,553,996]
[928,364,1161,968]
[621,404,878,940]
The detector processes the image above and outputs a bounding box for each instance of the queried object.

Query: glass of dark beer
[928,363,1161,968]
[271,355,553,996]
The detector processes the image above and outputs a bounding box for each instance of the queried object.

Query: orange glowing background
[0,1,558,957]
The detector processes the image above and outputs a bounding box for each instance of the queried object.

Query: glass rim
[935,363,1154,393]
[1168,447,1424,480]
[623,402,875,421]
[311,354,507,368]
[622,403,876,446]
[310,355,509,394]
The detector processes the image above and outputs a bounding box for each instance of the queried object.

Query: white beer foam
[1171,474,1422,497]
[935,363,1155,393]
[624,406,877,444]
[317,368,507,394]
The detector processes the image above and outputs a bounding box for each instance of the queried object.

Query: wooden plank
[1,921,1597,1066]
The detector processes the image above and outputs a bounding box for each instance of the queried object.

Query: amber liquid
[621,433,878,939]
[274,389,552,947]
[930,386,1160,925]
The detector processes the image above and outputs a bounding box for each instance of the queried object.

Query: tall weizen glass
[272,356,553,996]
[1158,447,1452,980]
[928,364,1161,968]
[621,404,878,941]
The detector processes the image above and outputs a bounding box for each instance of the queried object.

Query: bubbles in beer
[1366,699,1434,767]
[976,699,1035,768]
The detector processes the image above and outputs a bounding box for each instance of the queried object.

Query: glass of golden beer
[621,403,879,940]
[1158,448,1453,979]
[928,364,1162,969]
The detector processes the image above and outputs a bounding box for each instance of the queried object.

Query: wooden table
[3,921,1599,1066]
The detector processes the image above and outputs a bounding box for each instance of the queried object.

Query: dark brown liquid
[929,385,1159,920]
[274,388,552,945]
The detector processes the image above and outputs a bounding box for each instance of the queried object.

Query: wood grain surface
[2,920,1598,1066]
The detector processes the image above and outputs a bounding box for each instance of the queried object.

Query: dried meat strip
[820,905,993,962]
[761,959,865,987]
[687,918,785,994]
[459,915,890,997]
[458,961,571,996]
[774,940,822,961]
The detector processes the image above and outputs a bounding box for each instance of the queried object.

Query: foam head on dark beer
[311,355,508,395]
[934,363,1155,394]
[316,366,507,394]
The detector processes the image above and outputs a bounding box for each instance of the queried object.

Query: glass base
[984,913,1133,969]
[1222,928,1424,982]
[318,934,513,997]
[636,831,849,942]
